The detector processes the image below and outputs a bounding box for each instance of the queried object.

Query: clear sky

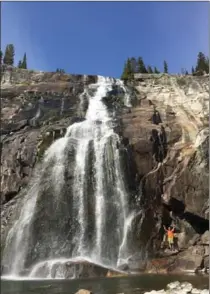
[2,1,209,78]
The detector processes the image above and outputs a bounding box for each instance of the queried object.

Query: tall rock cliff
[118,73,209,273]
[1,67,97,204]
[1,67,209,274]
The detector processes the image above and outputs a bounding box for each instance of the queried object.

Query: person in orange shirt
[163,225,175,250]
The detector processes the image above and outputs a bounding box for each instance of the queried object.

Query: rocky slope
[1,67,209,274]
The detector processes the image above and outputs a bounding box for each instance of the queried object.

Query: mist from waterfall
[2,76,134,279]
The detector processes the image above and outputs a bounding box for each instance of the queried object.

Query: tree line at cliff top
[121,52,209,80]
[0,44,65,73]
[0,44,209,78]
[1,44,28,69]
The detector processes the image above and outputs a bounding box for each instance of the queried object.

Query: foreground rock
[145,232,209,274]
[28,260,109,279]
[75,290,92,294]
[144,281,209,294]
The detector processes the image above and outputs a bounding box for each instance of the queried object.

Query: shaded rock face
[118,74,209,273]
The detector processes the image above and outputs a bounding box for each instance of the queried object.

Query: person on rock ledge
[163,225,175,251]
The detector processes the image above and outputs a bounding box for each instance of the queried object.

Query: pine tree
[137,57,147,73]
[3,44,15,65]
[147,65,153,73]
[185,70,189,75]
[121,58,133,80]
[21,53,27,69]
[195,52,207,74]
[0,50,3,64]
[130,57,137,73]
[18,60,22,68]
[121,60,127,80]
[154,67,160,74]
[191,66,195,75]
[163,60,168,73]
[56,68,65,74]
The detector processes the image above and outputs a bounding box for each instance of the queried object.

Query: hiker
[163,225,175,250]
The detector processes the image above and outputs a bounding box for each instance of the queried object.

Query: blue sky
[2,2,209,78]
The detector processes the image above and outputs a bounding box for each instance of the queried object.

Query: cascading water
[2,76,134,279]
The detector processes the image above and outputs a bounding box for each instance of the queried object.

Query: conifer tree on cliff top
[195,52,208,74]
[0,50,3,64]
[3,44,15,65]
[130,57,138,73]
[121,58,133,80]
[18,60,22,68]
[163,60,168,73]
[21,53,27,69]
[154,66,160,74]
[147,65,153,73]
[137,57,147,73]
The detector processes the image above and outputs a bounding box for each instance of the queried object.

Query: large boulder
[29,260,108,279]
[145,245,206,274]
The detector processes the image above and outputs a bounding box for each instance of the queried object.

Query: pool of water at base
[1,274,209,294]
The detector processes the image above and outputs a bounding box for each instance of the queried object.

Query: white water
[2,76,133,279]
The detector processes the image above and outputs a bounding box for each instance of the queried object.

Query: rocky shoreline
[75,281,209,294]
[143,281,209,294]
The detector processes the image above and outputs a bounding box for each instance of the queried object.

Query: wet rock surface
[1,67,97,204]
[29,260,108,279]
[1,69,209,275]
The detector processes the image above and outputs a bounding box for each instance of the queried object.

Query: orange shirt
[167,229,174,238]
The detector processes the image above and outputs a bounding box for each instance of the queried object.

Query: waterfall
[2,76,133,279]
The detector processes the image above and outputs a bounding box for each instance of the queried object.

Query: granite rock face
[1,69,209,274]
[1,67,97,204]
[119,73,209,273]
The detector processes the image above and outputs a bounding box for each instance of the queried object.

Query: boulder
[200,231,209,245]
[75,290,93,294]
[143,281,208,294]
[145,245,206,273]
[29,260,108,279]
[168,245,205,272]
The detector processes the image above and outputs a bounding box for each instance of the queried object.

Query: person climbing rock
[163,225,175,250]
